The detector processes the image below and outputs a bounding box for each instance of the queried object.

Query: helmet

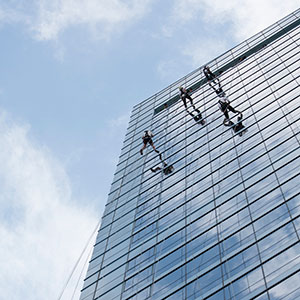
[178,86,183,90]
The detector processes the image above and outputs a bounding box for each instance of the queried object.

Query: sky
[0,0,299,299]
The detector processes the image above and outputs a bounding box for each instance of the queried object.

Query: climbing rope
[57,220,101,300]
[71,243,94,300]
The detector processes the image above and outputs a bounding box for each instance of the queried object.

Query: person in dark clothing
[203,65,220,85]
[140,130,160,155]
[218,93,241,120]
[210,83,241,121]
[179,86,205,125]
[179,86,197,110]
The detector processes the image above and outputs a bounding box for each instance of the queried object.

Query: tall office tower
[80,9,300,300]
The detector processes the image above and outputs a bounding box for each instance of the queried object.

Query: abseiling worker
[217,92,241,121]
[179,86,205,124]
[203,65,220,85]
[179,86,198,111]
[140,130,160,155]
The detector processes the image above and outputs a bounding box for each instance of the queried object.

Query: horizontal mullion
[108,55,300,215]
[100,101,300,259]
[103,71,300,232]
[100,91,300,250]
[125,21,297,144]
[245,260,300,299]
[96,168,300,285]
[123,206,300,300]
[116,29,300,169]
[116,26,300,169]
[121,20,300,154]
[111,33,300,195]
[92,30,298,264]
[124,186,299,291]
[195,243,300,300]
[132,128,299,238]
[130,140,300,251]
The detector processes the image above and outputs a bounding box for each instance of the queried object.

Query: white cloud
[168,0,205,25]
[34,0,153,41]
[104,112,131,165]
[182,38,228,67]
[0,109,99,300]
[266,248,300,299]
[158,0,299,86]
[157,59,190,83]
[170,0,299,40]
[0,5,28,26]
[107,112,130,130]
[0,0,152,41]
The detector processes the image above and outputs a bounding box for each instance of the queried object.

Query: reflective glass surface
[81,9,300,300]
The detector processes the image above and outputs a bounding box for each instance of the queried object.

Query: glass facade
[81,9,300,300]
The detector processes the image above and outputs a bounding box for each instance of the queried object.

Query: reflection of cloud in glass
[94,14,300,300]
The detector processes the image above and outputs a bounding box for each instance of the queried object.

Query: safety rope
[57,220,100,300]
[71,242,94,300]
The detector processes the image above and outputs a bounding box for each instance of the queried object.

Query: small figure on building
[218,93,241,121]
[179,86,205,125]
[203,65,220,85]
[140,130,160,155]
[210,84,241,122]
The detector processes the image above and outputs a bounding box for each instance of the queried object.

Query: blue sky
[0,0,299,299]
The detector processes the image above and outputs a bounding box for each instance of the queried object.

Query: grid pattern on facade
[81,9,300,300]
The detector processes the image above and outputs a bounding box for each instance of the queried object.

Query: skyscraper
[81,9,300,300]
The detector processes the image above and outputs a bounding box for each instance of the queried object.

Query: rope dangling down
[150,102,176,175]
[206,63,237,100]
[58,220,101,300]
[178,86,205,125]
[204,63,247,132]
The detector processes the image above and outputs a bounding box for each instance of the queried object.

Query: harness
[216,88,225,97]
[179,89,189,99]
[218,96,230,111]
[143,130,153,143]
